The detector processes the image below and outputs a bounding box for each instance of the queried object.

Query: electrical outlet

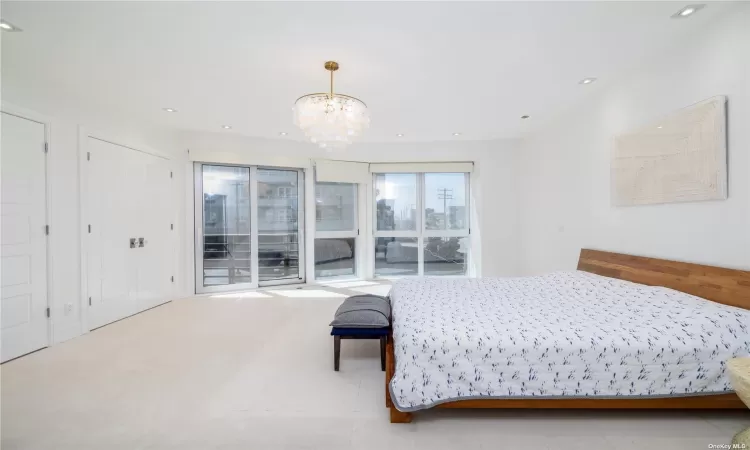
[64,303,73,314]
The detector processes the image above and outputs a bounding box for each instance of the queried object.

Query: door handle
[138,237,145,248]
[130,238,137,249]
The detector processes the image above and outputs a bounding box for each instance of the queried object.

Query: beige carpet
[2,282,749,449]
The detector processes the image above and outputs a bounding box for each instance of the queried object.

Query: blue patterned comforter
[388,271,750,412]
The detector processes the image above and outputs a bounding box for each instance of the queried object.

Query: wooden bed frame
[386,249,750,423]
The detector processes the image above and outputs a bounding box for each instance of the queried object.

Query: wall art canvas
[612,96,727,206]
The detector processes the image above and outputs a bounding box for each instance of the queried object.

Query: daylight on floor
[1,1,749,449]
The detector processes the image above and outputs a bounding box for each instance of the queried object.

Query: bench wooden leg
[333,335,341,371]
[390,406,413,423]
[380,336,386,371]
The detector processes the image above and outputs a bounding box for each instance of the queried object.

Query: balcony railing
[202,231,300,285]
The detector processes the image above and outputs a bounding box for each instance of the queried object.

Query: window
[315,238,356,279]
[374,237,419,276]
[375,173,417,232]
[424,173,467,231]
[316,183,357,231]
[374,172,469,277]
[423,237,468,276]
[315,182,358,279]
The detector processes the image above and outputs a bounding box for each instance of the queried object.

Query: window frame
[372,172,470,278]
[372,172,421,239]
[315,182,359,239]
[314,182,359,279]
[422,172,471,238]
[194,163,306,294]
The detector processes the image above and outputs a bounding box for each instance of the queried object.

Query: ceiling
[1,1,738,143]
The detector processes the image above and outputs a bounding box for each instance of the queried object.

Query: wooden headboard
[577,249,750,310]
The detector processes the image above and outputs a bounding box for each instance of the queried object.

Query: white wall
[473,145,519,277]
[181,131,521,280]
[517,5,750,274]
[6,0,744,350]
[1,100,187,344]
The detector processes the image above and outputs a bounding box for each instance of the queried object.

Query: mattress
[388,271,750,412]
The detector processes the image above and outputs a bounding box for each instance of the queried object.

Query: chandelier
[293,61,370,150]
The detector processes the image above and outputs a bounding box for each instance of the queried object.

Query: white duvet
[388,271,750,412]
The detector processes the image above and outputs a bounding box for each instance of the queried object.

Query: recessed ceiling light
[521,115,530,119]
[279,132,288,136]
[452,132,461,136]
[657,125,663,129]
[163,108,178,113]
[579,78,597,85]
[672,4,705,18]
[396,133,404,137]
[0,20,21,32]
[222,125,232,129]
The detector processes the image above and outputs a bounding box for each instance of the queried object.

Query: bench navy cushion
[331,327,389,336]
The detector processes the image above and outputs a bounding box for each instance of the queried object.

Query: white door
[86,138,138,329]
[1,112,48,362]
[86,138,174,329]
[134,151,174,310]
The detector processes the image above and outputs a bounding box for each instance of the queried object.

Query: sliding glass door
[194,164,305,294]
[256,168,304,286]
[195,165,253,293]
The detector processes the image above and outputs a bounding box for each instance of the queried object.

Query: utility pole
[437,188,453,229]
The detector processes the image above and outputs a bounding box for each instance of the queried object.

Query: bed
[385,249,750,423]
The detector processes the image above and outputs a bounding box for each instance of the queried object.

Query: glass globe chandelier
[293,61,370,150]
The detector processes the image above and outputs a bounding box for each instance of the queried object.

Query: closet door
[86,138,140,329]
[134,151,174,310]
[86,139,174,329]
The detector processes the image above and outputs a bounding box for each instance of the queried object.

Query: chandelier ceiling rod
[324,61,339,99]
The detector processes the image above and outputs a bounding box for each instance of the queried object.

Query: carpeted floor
[1,281,748,449]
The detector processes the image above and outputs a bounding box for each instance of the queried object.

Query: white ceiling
[1,1,738,143]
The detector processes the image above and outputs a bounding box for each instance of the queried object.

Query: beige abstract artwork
[611,96,727,206]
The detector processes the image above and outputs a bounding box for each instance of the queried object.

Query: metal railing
[202,232,300,284]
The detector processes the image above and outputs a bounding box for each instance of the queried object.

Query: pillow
[329,295,391,328]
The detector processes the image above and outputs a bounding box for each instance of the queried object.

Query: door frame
[0,104,52,353]
[79,127,177,333]
[256,166,305,288]
[192,162,306,293]
[193,163,257,294]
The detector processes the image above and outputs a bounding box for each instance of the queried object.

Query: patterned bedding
[388,271,750,412]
